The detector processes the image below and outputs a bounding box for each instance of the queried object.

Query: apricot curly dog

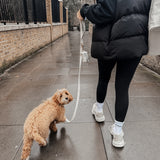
[21,89,73,160]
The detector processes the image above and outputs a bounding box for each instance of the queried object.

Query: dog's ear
[69,94,73,102]
[52,89,64,102]
[52,93,57,101]
[57,89,63,97]
[52,90,60,101]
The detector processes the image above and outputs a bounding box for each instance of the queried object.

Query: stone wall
[141,55,160,74]
[0,23,68,73]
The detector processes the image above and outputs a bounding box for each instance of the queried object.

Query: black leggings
[97,58,141,122]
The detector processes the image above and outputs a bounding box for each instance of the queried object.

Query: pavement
[0,31,160,160]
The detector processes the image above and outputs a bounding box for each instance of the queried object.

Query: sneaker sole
[112,141,125,148]
[108,126,125,148]
[92,110,105,122]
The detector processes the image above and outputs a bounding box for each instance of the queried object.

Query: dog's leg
[50,121,57,132]
[21,135,33,160]
[33,131,47,146]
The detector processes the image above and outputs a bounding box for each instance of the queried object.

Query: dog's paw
[21,156,30,160]
[26,156,30,160]
[53,127,58,132]
[50,125,58,133]
[39,139,47,147]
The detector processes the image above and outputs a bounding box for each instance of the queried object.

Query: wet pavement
[0,31,160,160]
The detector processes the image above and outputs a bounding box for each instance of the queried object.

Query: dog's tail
[21,135,33,160]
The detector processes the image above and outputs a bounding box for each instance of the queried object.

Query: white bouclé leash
[66,20,89,123]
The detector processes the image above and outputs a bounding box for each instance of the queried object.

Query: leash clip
[81,50,89,62]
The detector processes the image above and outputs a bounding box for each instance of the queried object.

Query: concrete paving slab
[0,126,23,160]
[69,67,98,75]
[27,74,57,84]
[67,83,97,99]
[2,80,57,101]
[129,82,160,97]
[54,75,98,85]
[0,99,45,125]
[106,97,160,121]
[101,121,160,160]
[7,60,41,74]
[39,66,70,76]
[133,70,160,83]
[0,77,21,100]
[14,123,107,160]
[70,61,97,69]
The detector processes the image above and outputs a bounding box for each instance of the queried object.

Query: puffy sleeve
[80,0,116,25]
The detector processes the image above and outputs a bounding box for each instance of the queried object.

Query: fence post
[45,0,53,41]
[23,0,29,24]
[66,7,68,24]
[59,0,63,23]
[45,0,53,24]
[32,0,37,24]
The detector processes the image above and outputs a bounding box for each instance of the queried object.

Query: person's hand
[77,10,84,21]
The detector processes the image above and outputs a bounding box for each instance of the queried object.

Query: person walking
[77,0,151,148]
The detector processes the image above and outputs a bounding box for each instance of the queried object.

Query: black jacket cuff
[80,4,89,19]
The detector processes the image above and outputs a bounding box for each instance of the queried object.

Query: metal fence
[0,0,47,24]
[52,0,60,23]
[0,0,24,24]
[0,0,67,25]
[63,6,66,23]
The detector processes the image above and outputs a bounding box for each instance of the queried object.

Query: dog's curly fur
[21,89,73,160]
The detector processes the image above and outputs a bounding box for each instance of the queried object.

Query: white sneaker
[92,103,105,122]
[109,124,125,148]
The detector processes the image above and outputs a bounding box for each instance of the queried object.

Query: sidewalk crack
[105,99,114,121]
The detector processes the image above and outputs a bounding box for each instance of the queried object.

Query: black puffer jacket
[80,0,152,60]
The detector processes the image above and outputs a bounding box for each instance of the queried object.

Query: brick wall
[0,0,69,73]
[0,23,68,73]
[52,24,63,41]
[63,24,69,35]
